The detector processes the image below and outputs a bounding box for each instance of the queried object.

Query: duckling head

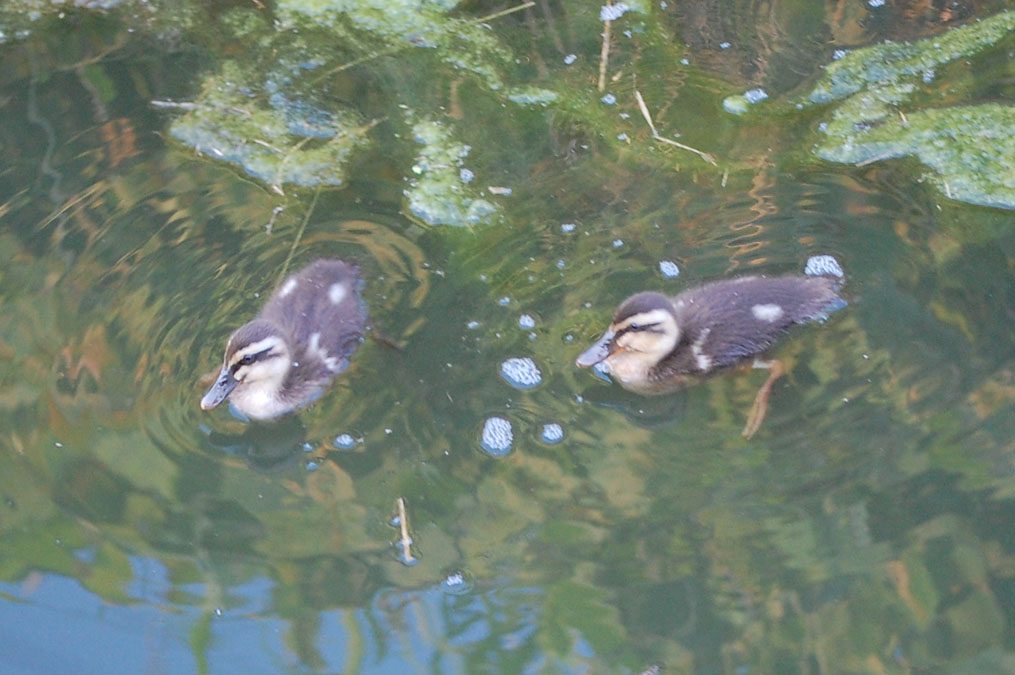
[576,292,680,380]
[200,320,292,415]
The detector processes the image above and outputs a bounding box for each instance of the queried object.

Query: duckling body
[576,275,844,395]
[201,259,366,420]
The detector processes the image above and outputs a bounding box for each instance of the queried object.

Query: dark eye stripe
[621,322,660,334]
[231,347,275,371]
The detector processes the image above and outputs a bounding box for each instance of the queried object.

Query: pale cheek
[606,354,646,383]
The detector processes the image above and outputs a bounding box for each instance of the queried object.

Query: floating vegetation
[800,10,1015,209]
[806,11,1015,104]
[404,114,500,227]
[816,104,1015,209]
[167,61,372,193]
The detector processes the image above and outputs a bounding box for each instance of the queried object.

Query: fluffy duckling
[201,259,366,420]
[576,274,845,436]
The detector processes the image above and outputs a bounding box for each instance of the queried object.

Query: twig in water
[396,497,417,565]
[150,100,200,111]
[277,185,320,284]
[598,1,613,92]
[634,90,717,165]
[476,1,535,23]
[634,89,659,137]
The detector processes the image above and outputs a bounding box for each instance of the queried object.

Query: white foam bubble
[500,357,543,389]
[480,417,513,456]
[659,260,680,278]
[804,254,844,278]
[541,423,564,444]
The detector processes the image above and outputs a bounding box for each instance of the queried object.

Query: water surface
[1,1,1013,672]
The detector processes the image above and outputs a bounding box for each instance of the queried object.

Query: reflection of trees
[1,1,1014,672]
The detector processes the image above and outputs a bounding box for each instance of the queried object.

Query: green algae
[800,10,1015,209]
[404,114,500,227]
[808,11,1015,104]
[276,0,513,91]
[817,104,1015,210]
[168,60,371,193]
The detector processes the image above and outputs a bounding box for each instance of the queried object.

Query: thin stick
[396,497,416,564]
[150,100,200,111]
[634,89,717,165]
[634,89,659,136]
[598,2,612,92]
[277,185,320,284]
[476,1,535,23]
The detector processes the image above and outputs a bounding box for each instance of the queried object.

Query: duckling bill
[576,275,845,433]
[201,259,366,421]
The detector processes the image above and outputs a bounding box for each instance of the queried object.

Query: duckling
[200,259,366,421]
[576,274,845,436]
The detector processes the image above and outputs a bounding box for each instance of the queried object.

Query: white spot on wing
[328,283,347,304]
[691,328,711,371]
[308,331,342,373]
[279,278,298,298]
[752,303,783,322]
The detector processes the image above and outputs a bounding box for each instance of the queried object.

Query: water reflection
[1,2,1014,673]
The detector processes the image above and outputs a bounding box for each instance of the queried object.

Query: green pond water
[1,1,1014,672]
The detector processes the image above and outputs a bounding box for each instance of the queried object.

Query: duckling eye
[629,323,640,331]
[239,354,255,366]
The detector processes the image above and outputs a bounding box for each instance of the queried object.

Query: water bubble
[868,0,884,6]
[719,41,732,49]
[519,314,536,329]
[500,357,542,389]
[480,417,513,456]
[600,3,631,21]
[804,254,844,278]
[441,571,471,595]
[541,423,564,444]
[659,260,681,278]
[743,88,768,104]
[613,239,624,248]
[680,57,689,65]
[498,296,511,306]
[466,320,480,330]
[564,54,577,65]
[561,223,576,233]
[556,259,566,269]
[334,434,356,449]
[460,168,475,183]
[302,442,314,453]
[833,49,848,60]
[306,460,319,471]
[601,93,617,105]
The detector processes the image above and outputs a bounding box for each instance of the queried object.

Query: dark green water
[1,1,1014,673]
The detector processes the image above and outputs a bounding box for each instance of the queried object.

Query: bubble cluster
[480,417,513,456]
[518,314,535,329]
[500,357,542,389]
